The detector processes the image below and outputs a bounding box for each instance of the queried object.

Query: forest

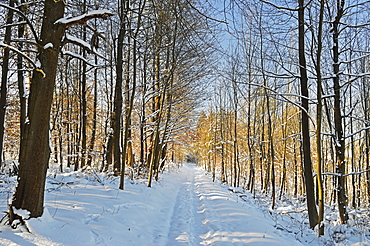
[0,0,370,243]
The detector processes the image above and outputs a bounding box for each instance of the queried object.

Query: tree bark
[111,0,126,175]
[298,0,318,229]
[315,0,325,235]
[12,0,66,218]
[332,0,348,224]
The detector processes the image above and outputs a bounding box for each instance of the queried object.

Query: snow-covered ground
[0,163,368,245]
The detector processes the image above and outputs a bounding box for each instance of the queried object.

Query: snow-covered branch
[64,34,93,53]
[63,34,107,60]
[55,10,114,27]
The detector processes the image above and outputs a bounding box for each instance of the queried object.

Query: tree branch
[55,10,114,28]
[0,3,40,43]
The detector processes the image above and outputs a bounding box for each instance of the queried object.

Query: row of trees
[194,0,370,235]
[3,0,369,236]
[0,0,212,220]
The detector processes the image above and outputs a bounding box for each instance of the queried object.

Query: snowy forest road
[0,163,304,246]
[164,164,302,245]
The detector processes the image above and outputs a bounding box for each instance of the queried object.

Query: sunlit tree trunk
[362,61,370,205]
[220,107,226,183]
[313,0,325,235]
[12,0,66,218]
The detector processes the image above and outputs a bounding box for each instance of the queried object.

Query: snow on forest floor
[0,163,369,245]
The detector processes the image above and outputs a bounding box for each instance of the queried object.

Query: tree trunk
[80,50,87,168]
[232,74,240,187]
[17,0,27,156]
[12,0,66,218]
[298,0,318,229]
[139,54,148,170]
[0,0,16,166]
[362,63,370,205]
[314,0,325,235]
[246,71,254,192]
[87,55,98,167]
[111,0,126,174]
[332,0,348,224]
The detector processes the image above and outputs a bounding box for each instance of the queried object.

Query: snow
[0,163,369,245]
[13,208,30,220]
[44,43,53,49]
[35,59,41,68]
[65,34,91,51]
[55,10,113,25]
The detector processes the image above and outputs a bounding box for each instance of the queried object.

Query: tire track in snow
[165,165,208,245]
[165,163,302,246]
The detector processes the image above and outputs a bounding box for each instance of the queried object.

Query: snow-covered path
[164,164,301,245]
[0,163,303,245]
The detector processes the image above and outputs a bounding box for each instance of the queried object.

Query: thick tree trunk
[12,0,66,218]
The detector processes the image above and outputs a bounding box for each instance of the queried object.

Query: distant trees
[195,0,370,235]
